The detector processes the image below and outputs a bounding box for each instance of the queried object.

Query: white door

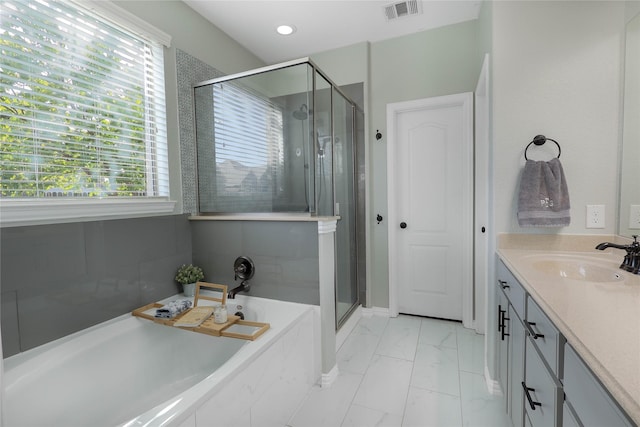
[475,54,490,334]
[387,93,473,323]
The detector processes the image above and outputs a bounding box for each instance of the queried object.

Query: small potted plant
[175,264,204,297]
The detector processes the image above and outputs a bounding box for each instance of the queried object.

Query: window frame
[0,0,175,227]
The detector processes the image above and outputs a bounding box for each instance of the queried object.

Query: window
[0,0,173,224]
[198,81,286,213]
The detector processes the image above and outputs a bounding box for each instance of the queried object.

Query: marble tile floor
[287,314,511,427]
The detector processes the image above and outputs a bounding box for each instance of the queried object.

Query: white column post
[318,219,338,387]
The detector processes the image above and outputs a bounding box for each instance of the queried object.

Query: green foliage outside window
[0,0,162,198]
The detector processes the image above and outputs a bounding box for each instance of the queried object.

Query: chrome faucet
[595,235,640,275]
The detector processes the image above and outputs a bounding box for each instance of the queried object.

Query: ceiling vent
[384,0,422,21]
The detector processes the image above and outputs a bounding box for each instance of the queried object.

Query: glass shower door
[333,88,358,327]
[314,72,333,216]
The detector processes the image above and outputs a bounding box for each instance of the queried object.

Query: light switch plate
[630,205,640,229]
[586,205,605,229]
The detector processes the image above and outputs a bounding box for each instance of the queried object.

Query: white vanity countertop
[497,234,640,425]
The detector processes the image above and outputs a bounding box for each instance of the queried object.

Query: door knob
[400,222,407,229]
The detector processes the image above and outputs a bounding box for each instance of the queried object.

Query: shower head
[292,104,308,120]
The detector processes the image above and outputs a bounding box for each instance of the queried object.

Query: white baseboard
[363,306,390,317]
[484,365,502,396]
[321,365,339,388]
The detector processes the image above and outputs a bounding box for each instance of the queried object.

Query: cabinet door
[524,339,561,427]
[509,314,526,427]
[497,287,510,405]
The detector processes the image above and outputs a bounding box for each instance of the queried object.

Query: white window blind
[212,82,284,211]
[0,0,169,200]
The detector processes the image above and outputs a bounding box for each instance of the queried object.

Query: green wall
[114,1,264,74]
[113,1,265,212]
[368,21,482,308]
[312,42,370,87]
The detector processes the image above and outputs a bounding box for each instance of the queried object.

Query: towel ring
[524,135,561,161]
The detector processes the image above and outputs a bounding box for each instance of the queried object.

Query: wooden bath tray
[131,282,269,341]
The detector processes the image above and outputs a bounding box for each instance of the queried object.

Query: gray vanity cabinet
[562,402,581,427]
[524,413,533,427]
[496,258,558,427]
[496,256,635,427]
[563,343,634,427]
[496,260,527,427]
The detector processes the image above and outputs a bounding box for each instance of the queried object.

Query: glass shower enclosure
[193,58,363,329]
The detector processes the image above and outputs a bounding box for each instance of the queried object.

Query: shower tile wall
[193,82,216,211]
[191,221,320,305]
[1,215,192,358]
[176,49,224,214]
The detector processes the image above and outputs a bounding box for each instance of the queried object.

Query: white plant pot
[182,282,196,297]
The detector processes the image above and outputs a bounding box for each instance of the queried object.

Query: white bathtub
[3,295,318,427]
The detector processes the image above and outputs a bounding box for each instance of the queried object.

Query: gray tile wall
[191,221,320,305]
[1,214,192,358]
[176,49,224,214]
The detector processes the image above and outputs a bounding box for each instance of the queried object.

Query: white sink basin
[525,254,625,283]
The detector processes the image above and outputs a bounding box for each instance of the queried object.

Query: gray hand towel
[517,158,570,227]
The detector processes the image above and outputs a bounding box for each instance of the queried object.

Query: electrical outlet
[630,205,640,229]
[586,205,605,229]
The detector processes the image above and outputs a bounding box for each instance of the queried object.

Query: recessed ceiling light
[276,25,296,36]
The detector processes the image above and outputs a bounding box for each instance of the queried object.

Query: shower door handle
[400,222,407,229]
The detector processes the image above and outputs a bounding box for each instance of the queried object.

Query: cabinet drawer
[564,344,634,427]
[526,296,563,377]
[524,339,561,427]
[497,260,526,319]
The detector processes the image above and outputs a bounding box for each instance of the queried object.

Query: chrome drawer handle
[525,321,545,339]
[522,382,542,411]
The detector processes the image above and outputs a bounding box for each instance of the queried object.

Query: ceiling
[182,0,483,64]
